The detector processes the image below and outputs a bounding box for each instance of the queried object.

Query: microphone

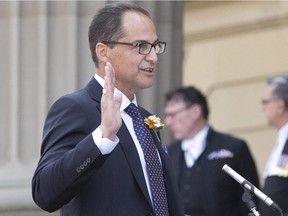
[222,164,283,214]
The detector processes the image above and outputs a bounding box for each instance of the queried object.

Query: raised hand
[100,62,123,140]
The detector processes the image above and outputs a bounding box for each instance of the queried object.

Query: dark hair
[88,2,151,68]
[165,86,209,120]
[268,75,288,109]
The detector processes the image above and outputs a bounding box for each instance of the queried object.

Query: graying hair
[88,2,151,68]
[267,75,288,109]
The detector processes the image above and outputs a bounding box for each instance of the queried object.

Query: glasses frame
[102,41,166,55]
[261,98,280,105]
[165,105,192,118]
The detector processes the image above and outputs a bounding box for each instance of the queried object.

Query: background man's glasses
[165,105,192,118]
[261,98,278,105]
[103,41,166,55]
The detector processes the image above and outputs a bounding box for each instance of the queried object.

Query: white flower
[144,115,164,141]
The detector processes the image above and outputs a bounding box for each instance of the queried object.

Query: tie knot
[124,103,142,120]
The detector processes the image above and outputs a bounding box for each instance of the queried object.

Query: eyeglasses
[261,99,274,105]
[102,41,166,55]
[261,98,282,106]
[165,106,191,118]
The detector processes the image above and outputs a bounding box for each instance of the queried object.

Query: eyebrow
[134,39,159,44]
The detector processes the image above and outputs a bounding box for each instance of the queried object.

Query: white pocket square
[207,149,234,160]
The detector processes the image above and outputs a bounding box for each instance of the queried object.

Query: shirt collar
[94,73,138,112]
[278,122,288,141]
[181,125,209,152]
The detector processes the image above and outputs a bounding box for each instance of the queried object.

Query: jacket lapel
[86,77,154,207]
[85,77,103,103]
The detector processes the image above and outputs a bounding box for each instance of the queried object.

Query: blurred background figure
[259,75,288,216]
[164,85,259,216]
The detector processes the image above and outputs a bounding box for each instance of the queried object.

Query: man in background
[259,75,288,216]
[164,85,259,216]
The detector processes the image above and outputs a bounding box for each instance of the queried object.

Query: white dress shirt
[91,73,154,202]
[263,122,288,178]
[181,125,209,168]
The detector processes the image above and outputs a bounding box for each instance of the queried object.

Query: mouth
[141,67,154,73]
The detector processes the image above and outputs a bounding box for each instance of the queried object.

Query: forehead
[165,99,186,110]
[121,11,157,42]
[263,84,275,98]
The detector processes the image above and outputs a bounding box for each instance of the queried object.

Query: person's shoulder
[54,78,99,105]
[209,128,247,145]
[48,86,93,114]
[56,88,88,103]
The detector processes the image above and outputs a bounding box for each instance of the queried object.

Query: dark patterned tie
[125,103,169,216]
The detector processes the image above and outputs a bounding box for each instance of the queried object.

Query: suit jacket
[32,78,184,216]
[168,127,259,216]
[259,138,288,216]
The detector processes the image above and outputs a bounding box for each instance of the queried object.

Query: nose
[164,115,172,126]
[145,47,158,63]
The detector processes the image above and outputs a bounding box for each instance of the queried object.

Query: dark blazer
[32,78,184,216]
[168,127,259,216]
[259,138,288,216]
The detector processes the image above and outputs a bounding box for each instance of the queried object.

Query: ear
[191,104,202,119]
[277,99,286,114]
[95,42,109,64]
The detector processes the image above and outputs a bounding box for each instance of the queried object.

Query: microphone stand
[241,180,284,216]
[242,187,260,216]
[222,164,284,216]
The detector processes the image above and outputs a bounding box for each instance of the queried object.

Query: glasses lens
[139,43,151,55]
[138,42,166,55]
[155,42,165,54]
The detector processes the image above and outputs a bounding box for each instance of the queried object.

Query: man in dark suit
[259,75,288,216]
[32,3,184,216]
[164,86,259,216]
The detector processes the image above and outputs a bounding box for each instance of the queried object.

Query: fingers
[102,62,122,106]
[100,62,122,140]
[114,92,123,109]
[103,62,115,98]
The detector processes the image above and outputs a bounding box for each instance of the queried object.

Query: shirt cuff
[92,127,119,155]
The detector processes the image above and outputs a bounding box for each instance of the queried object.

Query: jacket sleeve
[32,96,105,212]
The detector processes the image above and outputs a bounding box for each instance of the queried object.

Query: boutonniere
[271,154,288,177]
[271,166,288,178]
[144,115,164,142]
